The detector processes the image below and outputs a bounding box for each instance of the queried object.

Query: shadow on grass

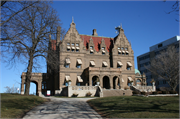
[87,96,179,118]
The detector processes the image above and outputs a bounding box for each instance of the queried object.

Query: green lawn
[87,96,179,118]
[1,93,48,118]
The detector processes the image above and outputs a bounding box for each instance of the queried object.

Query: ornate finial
[120,23,122,29]
[72,16,74,23]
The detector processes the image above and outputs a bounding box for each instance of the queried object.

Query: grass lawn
[1,93,49,118]
[87,96,179,118]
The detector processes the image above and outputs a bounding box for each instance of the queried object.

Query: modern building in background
[137,36,180,90]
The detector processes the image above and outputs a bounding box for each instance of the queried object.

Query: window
[121,47,124,50]
[118,47,120,50]
[76,43,79,46]
[122,51,125,55]
[65,64,70,68]
[127,62,132,70]
[90,61,95,67]
[163,80,166,84]
[72,49,75,52]
[125,48,128,50]
[102,61,108,67]
[65,59,70,68]
[76,59,82,68]
[90,46,93,49]
[42,81,46,89]
[126,51,129,55]
[117,61,123,68]
[71,43,74,46]
[118,50,121,55]
[67,46,71,51]
[67,43,70,45]
[102,47,105,55]
[76,49,79,52]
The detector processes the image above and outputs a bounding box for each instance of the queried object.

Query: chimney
[56,26,61,45]
[92,29,98,36]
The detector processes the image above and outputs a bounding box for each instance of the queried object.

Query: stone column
[110,76,113,89]
[116,77,119,89]
[89,75,92,86]
[38,80,42,96]
[120,75,123,89]
[21,77,25,95]
[100,75,103,88]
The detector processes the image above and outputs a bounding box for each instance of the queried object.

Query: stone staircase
[102,89,132,97]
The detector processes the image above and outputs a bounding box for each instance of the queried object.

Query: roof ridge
[80,34,113,39]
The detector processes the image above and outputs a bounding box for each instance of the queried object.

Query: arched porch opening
[103,76,110,89]
[113,76,119,89]
[136,79,141,86]
[92,76,99,86]
[30,81,38,96]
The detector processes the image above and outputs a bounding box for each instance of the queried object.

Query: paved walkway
[23,97,102,119]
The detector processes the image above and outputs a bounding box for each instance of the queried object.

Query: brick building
[21,20,149,96]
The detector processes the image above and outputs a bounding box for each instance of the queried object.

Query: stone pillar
[110,76,113,89]
[120,75,123,89]
[116,77,119,89]
[100,75,103,88]
[21,77,25,95]
[89,75,92,86]
[38,80,42,96]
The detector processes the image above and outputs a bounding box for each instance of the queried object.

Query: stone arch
[136,79,141,86]
[103,76,110,89]
[92,75,99,86]
[30,80,38,96]
[113,76,119,89]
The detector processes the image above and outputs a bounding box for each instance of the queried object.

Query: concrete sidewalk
[23,97,102,119]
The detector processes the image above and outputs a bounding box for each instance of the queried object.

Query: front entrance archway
[103,76,110,89]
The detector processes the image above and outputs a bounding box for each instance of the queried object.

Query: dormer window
[71,43,74,46]
[67,46,71,51]
[121,47,124,50]
[76,47,79,52]
[102,47,105,55]
[118,50,121,55]
[90,46,93,49]
[125,48,128,50]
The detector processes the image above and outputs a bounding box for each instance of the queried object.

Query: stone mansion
[21,20,154,97]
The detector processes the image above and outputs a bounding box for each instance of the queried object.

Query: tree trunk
[24,55,33,95]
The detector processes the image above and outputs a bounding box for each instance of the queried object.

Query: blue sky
[1,1,179,94]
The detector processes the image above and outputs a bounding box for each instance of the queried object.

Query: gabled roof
[80,35,114,52]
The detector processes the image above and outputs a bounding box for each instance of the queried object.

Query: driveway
[23,97,102,119]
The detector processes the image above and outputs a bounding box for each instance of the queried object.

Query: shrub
[152,91,158,95]
[86,92,92,97]
[169,90,177,94]
[141,92,146,95]
[72,93,78,97]
[133,91,140,95]
[162,91,169,94]
[157,91,162,94]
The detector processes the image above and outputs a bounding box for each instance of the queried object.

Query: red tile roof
[80,35,114,52]
[51,35,114,52]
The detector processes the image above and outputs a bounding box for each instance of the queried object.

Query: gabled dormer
[100,38,107,55]
[89,37,95,54]
[61,18,84,52]
[113,24,134,56]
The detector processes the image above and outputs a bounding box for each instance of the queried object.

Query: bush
[124,86,130,90]
[152,91,157,95]
[162,91,169,94]
[133,91,140,95]
[169,90,177,94]
[141,92,146,95]
[157,91,162,94]
[86,92,92,97]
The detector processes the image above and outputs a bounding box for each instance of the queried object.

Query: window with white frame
[76,59,82,68]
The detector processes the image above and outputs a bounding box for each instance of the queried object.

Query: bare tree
[1,1,63,95]
[1,0,39,26]
[4,86,19,93]
[145,45,179,91]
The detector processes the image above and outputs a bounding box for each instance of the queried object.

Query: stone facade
[21,20,146,96]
